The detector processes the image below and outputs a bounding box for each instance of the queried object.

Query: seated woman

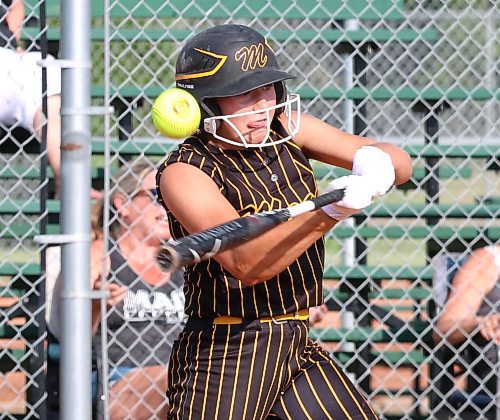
[50,159,185,419]
[433,244,499,417]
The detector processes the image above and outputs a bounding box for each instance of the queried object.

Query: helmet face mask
[175,24,301,147]
[204,93,301,148]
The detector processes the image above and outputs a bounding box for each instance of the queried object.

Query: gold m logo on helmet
[235,43,268,71]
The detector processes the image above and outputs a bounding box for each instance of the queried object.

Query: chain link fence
[1,0,498,418]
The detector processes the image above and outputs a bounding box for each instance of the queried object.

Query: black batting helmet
[175,24,295,132]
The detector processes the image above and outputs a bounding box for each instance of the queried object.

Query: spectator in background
[434,245,499,345]
[433,244,499,415]
[0,0,100,198]
[50,159,185,419]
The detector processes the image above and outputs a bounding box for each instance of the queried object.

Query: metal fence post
[59,0,92,417]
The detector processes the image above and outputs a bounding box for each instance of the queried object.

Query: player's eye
[237,90,251,97]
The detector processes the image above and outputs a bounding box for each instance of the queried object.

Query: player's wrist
[352,146,395,196]
[321,205,353,221]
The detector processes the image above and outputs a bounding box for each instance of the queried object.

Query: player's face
[128,171,171,244]
[216,84,277,146]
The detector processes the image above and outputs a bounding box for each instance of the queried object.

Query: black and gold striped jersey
[157,122,325,319]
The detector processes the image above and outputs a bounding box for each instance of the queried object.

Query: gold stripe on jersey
[254,324,274,414]
[295,258,310,309]
[170,329,196,419]
[219,273,231,313]
[214,327,231,419]
[269,144,302,204]
[317,363,353,419]
[272,145,304,203]
[292,158,315,176]
[224,176,246,210]
[242,331,260,419]
[211,268,217,314]
[228,332,246,419]
[185,149,195,165]
[251,151,290,207]
[261,323,286,412]
[303,370,334,419]
[281,405,293,420]
[221,271,230,315]
[241,152,287,213]
[200,327,217,420]
[251,283,259,320]
[278,142,316,195]
[195,271,203,318]
[316,350,365,419]
[188,332,203,419]
[309,239,325,304]
[204,260,218,315]
[262,280,274,315]
[239,279,246,318]
[275,271,288,314]
[284,265,300,311]
[292,381,312,419]
[224,154,272,215]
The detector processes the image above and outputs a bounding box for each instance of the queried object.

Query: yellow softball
[151,88,201,139]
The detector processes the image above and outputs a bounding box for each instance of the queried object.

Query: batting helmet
[175,24,300,146]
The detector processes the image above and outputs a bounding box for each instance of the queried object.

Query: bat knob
[156,247,177,272]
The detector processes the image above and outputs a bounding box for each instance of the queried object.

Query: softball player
[157,24,412,419]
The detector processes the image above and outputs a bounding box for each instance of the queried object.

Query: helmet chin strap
[204,94,301,148]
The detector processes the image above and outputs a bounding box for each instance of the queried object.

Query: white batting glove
[352,146,395,197]
[321,175,375,221]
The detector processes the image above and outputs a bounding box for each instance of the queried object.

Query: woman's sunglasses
[133,188,158,201]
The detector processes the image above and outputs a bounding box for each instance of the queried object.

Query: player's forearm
[434,316,480,345]
[369,143,412,185]
[217,209,336,285]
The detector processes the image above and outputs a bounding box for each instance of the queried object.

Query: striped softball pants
[167,318,378,420]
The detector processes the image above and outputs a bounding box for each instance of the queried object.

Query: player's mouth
[247,119,267,129]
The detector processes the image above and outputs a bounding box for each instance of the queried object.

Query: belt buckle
[270,311,300,325]
[271,317,288,325]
